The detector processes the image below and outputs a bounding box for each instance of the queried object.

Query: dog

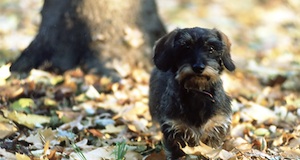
[149,27,235,160]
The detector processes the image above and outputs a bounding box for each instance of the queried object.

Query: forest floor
[1,0,300,159]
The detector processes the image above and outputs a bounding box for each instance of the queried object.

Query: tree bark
[10,0,166,80]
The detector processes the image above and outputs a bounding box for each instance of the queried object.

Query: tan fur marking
[175,64,220,91]
[163,114,231,148]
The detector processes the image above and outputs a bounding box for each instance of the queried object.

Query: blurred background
[1,0,300,73]
[157,0,300,75]
[1,0,300,92]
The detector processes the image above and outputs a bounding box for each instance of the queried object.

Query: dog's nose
[192,64,205,73]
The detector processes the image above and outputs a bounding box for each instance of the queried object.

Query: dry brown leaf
[47,149,57,160]
[219,149,236,160]
[144,150,166,160]
[241,102,278,124]
[232,137,252,152]
[252,137,267,151]
[280,146,300,159]
[0,122,18,139]
[87,129,104,138]
[273,134,284,146]
[288,137,300,148]
[181,141,222,159]
[244,149,273,159]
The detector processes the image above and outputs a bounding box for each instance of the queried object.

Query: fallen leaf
[0,63,11,85]
[254,128,270,136]
[181,142,222,159]
[0,148,16,160]
[0,122,18,139]
[101,124,126,134]
[85,85,101,99]
[69,146,115,160]
[124,150,143,160]
[87,129,104,138]
[15,153,31,160]
[232,137,252,152]
[10,98,36,113]
[252,137,267,151]
[219,149,236,160]
[1,109,50,129]
[241,102,278,124]
[280,146,300,159]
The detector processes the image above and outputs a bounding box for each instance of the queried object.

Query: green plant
[113,140,128,160]
[71,142,87,160]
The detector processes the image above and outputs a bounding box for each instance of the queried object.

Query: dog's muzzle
[175,64,219,91]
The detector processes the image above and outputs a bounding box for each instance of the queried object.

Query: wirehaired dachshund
[149,27,235,160]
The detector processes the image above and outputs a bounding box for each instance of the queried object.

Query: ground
[1,0,300,159]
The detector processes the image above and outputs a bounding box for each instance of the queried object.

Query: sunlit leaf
[1,109,50,129]
[101,124,126,134]
[85,85,101,99]
[0,63,11,85]
[43,98,57,107]
[16,153,31,160]
[10,98,36,113]
[69,147,115,160]
[181,141,222,159]
[0,122,18,139]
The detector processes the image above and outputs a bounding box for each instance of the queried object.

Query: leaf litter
[1,0,300,159]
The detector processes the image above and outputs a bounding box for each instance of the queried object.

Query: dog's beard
[175,64,220,91]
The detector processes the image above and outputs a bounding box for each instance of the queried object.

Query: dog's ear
[213,29,236,71]
[153,29,179,71]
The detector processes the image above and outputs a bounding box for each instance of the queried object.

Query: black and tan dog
[149,27,235,160]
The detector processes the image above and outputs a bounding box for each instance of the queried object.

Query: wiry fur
[149,27,235,160]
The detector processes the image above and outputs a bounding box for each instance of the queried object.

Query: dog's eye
[185,43,191,49]
[209,46,215,53]
[179,41,191,49]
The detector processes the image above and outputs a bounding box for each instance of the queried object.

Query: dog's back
[149,68,170,122]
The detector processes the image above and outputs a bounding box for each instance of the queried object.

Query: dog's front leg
[161,123,186,160]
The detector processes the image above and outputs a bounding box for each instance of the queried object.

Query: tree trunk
[10,0,166,80]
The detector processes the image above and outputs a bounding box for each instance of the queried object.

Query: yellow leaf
[101,124,125,134]
[44,140,50,154]
[0,122,18,139]
[0,63,11,80]
[2,109,50,129]
[10,98,36,112]
[44,98,57,107]
[16,153,31,160]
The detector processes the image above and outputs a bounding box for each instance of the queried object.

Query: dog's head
[153,27,235,90]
